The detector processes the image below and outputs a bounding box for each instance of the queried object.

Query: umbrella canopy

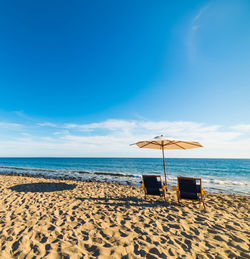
[131,135,203,185]
[135,135,203,150]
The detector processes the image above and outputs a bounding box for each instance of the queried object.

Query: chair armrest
[172,185,178,191]
[201,189,206,195]
[162,185,168,191]
[141,183,145,188]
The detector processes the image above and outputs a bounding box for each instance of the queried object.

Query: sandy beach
[0,174,249,259]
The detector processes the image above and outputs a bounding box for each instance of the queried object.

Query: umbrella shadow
[9,182,76,193]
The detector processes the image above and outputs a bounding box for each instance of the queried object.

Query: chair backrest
[142,175,162,196]
[178,177,202,200]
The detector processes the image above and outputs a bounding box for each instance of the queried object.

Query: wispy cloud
[37,122,57,127]
[53,130,70,135]
[187,5,209,61]
[193,5,209,22]
[191,25,200,31]
[0,119,249,158]
[64,120,137,136]
[0,122,22,128]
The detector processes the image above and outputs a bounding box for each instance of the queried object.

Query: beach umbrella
[131,135,203,185]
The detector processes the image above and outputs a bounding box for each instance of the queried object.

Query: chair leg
[162,188,167,202]
[202,200,206,210]
[201,195,206,209]
[163,193,167,202]
[176,191,180,203]
[143,188,147,200]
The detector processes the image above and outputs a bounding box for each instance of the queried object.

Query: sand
[0,175,249,259]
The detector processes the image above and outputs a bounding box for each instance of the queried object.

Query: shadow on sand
[9,182,76,193]
[75,196,174,208]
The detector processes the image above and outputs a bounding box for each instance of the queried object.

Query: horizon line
[0,156,249,160]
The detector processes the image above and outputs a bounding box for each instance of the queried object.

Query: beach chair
[142,175,167,202]
[173,177,206,209]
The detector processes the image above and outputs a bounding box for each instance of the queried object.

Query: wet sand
[0,174,249,258]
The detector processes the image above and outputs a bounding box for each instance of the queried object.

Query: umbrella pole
[162,146,167,185]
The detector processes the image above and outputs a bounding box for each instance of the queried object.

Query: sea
[0,157,249,195]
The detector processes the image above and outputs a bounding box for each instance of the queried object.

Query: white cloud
[64,119,136,132]
[53,130,70,135]
[20,132,31,136]
[231,124,250,132]
[0,119,249,158]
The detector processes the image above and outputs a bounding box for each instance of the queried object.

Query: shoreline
[0,157,249,196]
[0,174,249,258]
[1,171,249,198]
[0,169,249,196]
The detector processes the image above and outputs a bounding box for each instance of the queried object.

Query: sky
[0,0,250,158]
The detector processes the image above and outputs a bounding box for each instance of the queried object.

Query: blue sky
[0,0,250,157]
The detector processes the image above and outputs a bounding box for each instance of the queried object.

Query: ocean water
[0,158,249,195]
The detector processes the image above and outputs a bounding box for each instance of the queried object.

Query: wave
[0,165,141,182]
[0,166,57,172]
[0,166,139,178]
[76,170,139,178]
